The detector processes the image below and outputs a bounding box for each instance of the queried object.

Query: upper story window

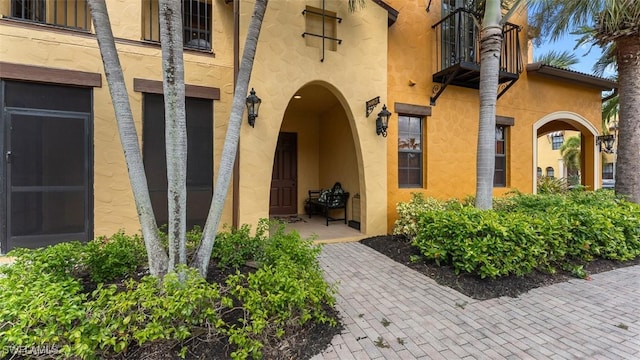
[10,0,90,30]
[398,115,423,188]
[142,0,212,51]
[551,133,564,150]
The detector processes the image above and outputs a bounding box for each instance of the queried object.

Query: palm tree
[560,136,581,185]
[529,0,640,203]
[474,0,526,209]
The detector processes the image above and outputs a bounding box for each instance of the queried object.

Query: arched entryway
[269,82,362,233]
[533,111,600,193]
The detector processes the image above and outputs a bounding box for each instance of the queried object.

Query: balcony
[430,8,522,105]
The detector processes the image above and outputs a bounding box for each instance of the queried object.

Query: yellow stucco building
[0,0,615,253]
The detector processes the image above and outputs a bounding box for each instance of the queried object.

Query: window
[537,167,542,178]
[142,0,212,51]
[143,94,213,229]
[303,5,340,53]
[603,162,614,180]
[546,167,554,178]
[494,125,507,187]
[10,0,90,30]
[398,115,423,188]
[551,134,564,150]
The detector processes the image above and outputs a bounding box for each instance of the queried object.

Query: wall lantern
[596,134,615,153]
[376,104,391,137]
[246,88,261,127]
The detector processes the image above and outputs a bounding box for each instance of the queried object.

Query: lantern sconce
[376,104,392,137]
[246,88,261,127]
[596,134,615,154]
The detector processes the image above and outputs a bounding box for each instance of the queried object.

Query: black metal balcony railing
[430,8,523,104]
[10,0,90,30]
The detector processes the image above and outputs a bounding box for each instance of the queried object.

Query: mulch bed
[360,234,640,300]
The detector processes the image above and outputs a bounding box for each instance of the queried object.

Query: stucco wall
[0,0,236,237]
[237,0,389,235]
[384,0,604,231]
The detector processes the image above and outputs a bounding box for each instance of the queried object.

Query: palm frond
[534,50,579,68]
[348,0,366,12]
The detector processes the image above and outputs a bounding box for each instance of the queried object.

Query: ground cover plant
[375,191,640,299]
[0,221,341,360]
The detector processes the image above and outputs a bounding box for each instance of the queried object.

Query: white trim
[532,111,599,193]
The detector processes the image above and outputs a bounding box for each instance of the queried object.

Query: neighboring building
[537,130,581,181]
[0,0,616,253]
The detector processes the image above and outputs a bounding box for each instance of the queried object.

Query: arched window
[537,167,542,177]
[546,167,555,178]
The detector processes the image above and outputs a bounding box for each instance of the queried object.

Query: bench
[307,182,350,226]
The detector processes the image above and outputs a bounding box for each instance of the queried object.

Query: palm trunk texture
[475,0,503,210]
[614,35,640,203]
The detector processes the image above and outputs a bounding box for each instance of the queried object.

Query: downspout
[232,0,240,228]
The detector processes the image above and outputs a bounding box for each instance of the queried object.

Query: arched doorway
[533,111,600,193]
[269,83,361,231]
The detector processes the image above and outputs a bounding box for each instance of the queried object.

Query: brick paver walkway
[312,242,640,360]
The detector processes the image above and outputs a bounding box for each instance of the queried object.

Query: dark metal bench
[307,182,350,226]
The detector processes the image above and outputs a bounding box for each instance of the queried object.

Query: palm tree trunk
[475,0,502,210]
[614,35,640,203]
[191,0,269,276]
[88,0,168,276]
[158,0,188,269]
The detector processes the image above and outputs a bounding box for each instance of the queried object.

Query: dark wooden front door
[270,132,297,216]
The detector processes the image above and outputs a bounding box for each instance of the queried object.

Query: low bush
[85,231,147,283]
[0,223,337,360]
[393,193,446,239]
[536,176,568,194]
[405,191,640,279]
[211,222,264,269]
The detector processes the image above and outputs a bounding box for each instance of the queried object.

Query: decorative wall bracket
[366,96,380,117]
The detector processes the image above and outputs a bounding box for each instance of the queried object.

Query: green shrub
[256,222,322,270]
[0,225,337,360]
[408,191,640,279]
[537,176,568,194]
[85,231,146,283]
[224,228,335,360]
[393,193,446,240]
[412,207,558,278]
[85,266,223,357]
[6,241,86,279]
[212,221,266,269]
[1,243,89,358]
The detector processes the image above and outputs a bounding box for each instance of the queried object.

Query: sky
[533,34,616,78]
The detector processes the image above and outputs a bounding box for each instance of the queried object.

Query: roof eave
[526,62,617,91]
[371,0,398,26]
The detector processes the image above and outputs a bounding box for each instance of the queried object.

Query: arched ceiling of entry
[285,84,341,116]
[537,120,580,136]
